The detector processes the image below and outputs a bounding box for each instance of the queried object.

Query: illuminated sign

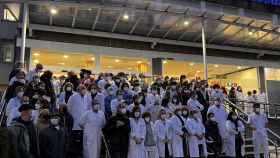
[252,0,280,6]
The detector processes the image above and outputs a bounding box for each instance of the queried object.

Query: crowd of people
[0,63,270,158]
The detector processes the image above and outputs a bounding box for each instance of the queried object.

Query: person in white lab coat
[67,85,91,158]
[187,92,204,121]
[146,86,161,121]
[143,112,159,158]
[111,90,125,115]
[245,91,256,115]
[154,109,172,158]
[26,63,43,83]
[80,101,106,158]
[58,82,76,105]
[6,86,24,126]
[169,107,186,158]
[224,112,245,158]
[186,110,207,158]
[248,103,269,158]
[128,107,147,158]
[67,85,91,130]
[88,84,105,112]
[128,95,146,114]
[207,97,228,154]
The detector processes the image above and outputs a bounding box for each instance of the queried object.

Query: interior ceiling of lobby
[23,0,280,55]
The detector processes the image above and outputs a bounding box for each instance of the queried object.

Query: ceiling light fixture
[189,62,194,66]
[163,60,167,64]
[184,20,190,26]
[137,61,142,64]
[237,66,242,69]
[214,64,219,68]
[63,55,69,59]
[33,53,40,56]
[50,8,58,15]
[33,59,39,64]
[91,57,95,61]
[123,14,129,20]
[115,59,120,63]
[196,70,201,73]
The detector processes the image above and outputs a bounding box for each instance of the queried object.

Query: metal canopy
[25,0,280,52]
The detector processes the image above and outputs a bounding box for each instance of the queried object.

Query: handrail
[0,89,7,125]
[224,98,280,146]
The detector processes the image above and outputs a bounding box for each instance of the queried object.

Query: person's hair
[116,90,124,96]
[121,82,129,90]
[36,63,43,70]
[213,84,220,89]
[142,112,151,118]
[247,91,252,95]
[77,84,86,92]
[88,83,99,92]
[253,103,260,108]
[63,82,73,91]
[227,111,238,121]
[41,70,53,80]
[253,90,257,94]
[15,86,24,93]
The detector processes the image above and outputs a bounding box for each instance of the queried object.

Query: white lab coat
[248,113,269,158]
[67,93,91,130]
[225,120,245,157]
[146,93,161,121]
[154,119,172,158]
[169,115,185,157]
[186,117,207,158]
[26,69,39,83]
[128,118,147,158]
[6,97,21,126]
[58,91,77,104]
[80,110,106,158]
[187,98,204,120]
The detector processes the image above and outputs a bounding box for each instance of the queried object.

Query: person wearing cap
[39,114,66,158]
[248,103,269,158]
[9,104,40,158]
[79,100,106,158]
[103,103,131,158]
[207,97,228,154]
[26,63,43,83]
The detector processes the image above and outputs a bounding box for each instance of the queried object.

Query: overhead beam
[162,8,189,39]
[146,6,170,37]
[208,17,240,43]
[129,16,142,35]
[71,7,78,28]
[111,8,123,33]
[49,14,53,26]
[222,20,255,45]
[92,7,101,30]
[28,24,280,56]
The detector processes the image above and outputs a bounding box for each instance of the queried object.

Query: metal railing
[224,98,280,157]
[0,89,7,126]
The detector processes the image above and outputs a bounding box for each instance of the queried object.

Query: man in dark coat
[9,104,40,158]
[39,114,66,158]
[103,103,131,158]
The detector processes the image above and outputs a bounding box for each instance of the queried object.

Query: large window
[0,44,14,63]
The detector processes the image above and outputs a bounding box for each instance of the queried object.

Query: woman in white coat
[79,101,106,158]
[186,110,207,158]
[225,112,245,158]
[169,107,185,158]
[154,109,172,158]
[128,107,147,158]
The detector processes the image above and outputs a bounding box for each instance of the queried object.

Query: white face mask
[177,111,182,116]
[134,112,141,118]
[50,118,59,126]
[144,117,150,122]
[108,91,114,95]
[182,111,188,115]
[17,92,24,98]
[210,117,216,121]
[121,108,127,114]
[66,87,72,91]
[93,104,99,111]
[35,104,40,110]
[232,116,238,120]
[123,87,129,91]
[91,89,97,94]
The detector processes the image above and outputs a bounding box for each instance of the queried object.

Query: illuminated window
[3,9,16,21]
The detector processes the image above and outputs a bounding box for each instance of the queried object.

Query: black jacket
[103,114,131,153]
[39,125,66,158]
[0,127,16,158]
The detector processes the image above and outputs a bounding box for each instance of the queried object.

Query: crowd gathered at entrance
[0,63,270,158]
